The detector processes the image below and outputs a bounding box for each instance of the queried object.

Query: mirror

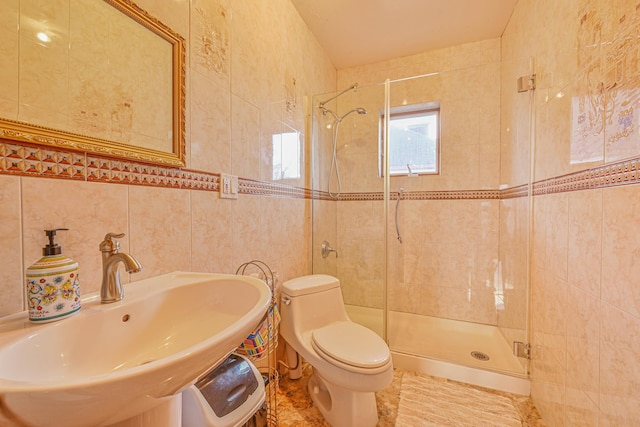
[0,0,186,166]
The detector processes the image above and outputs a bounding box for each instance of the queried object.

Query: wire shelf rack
[235,260,279,427]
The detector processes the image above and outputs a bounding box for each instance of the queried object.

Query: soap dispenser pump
[26,228,81,322]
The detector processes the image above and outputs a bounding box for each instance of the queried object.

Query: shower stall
[311,58,534,394]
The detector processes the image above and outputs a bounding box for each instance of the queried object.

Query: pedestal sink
[0,272,271,427]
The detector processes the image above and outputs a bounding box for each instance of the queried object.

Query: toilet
[279,274,393,427]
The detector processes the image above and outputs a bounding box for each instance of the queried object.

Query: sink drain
[471,351,490,361]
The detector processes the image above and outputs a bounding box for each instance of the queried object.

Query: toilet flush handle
[282,296,291,306]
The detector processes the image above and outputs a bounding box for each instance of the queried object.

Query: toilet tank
[282,274,339,296]
[280,275,349,336]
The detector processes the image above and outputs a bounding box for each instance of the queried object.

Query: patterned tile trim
[239,178,310,198]
[328,189,500,201]
[0,141,86,180]
[3,140,640,200]
[533,157,640,195]
[501,184,529,200]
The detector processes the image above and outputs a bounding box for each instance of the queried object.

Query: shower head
[338,107,367,121]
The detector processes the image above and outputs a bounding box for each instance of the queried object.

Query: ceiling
[290,0,519,69]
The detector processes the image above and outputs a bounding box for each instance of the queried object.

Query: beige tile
[545,193,568,281]
[602,185,640,318]
[530,266,545,346]
[190,0,230,80]
[189,70,231,173]
[542,274,568,370]
[128,185,191,280]
[278,365,545,427]
[231,194,264,268]
[21,178,129,296]
[598,302,640,425]
[565,387,599,427]
[231,95,261,180]
[567,189,602,296]
[230,1,283,111]
[190,190,233,274]
[532,195,546,269]
[0,175,23,316]
[566,285,600,405]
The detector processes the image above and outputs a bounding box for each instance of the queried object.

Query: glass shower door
[386,59,532,378]
[311,82,387,337]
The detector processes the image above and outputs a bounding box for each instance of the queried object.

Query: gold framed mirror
[0,0,186,167]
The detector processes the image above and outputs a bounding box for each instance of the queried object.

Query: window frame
[379,101,441,177]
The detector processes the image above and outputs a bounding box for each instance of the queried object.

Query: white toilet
[279,274,393,427]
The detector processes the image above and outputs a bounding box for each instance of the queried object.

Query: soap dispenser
[26,228,81,322]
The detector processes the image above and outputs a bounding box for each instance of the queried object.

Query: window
[272,131,301,180]
[379,102,440,176]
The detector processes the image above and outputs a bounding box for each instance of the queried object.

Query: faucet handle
[99,232,126,253]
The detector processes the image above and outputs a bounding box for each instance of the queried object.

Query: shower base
[345,305,530,395]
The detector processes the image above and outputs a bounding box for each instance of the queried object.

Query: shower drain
[471,351,490,361]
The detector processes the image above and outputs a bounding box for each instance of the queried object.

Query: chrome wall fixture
[321,240,339,258]
[395,188,403,244]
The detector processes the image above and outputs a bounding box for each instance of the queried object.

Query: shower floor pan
[345,305,530,395]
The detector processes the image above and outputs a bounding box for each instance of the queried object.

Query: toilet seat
[311,321,390,369]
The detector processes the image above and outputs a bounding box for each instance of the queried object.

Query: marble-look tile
[189,70,231,173]
[531,195,546,269]
[277,365,545,427]
[230,0,283,112]
[21,178,129,295]
[0,175,23,316]
[566,285,600,405]
[231,194,264,268]
[231,95,261,181]
[190,190,233,274]
[599,302,640,425]
[602,184,640,318]
[567,189,602,296]
[530,266,545,346]
[542,274,568,370]
[565,387,599,427]
[190,0,230,80]
[544,193,568,281]
[128,185,191,280]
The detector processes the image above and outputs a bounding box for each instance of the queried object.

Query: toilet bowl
[279,274,393,427]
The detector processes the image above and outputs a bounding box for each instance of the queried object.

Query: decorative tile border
[333,189,500,201]
[3,139,640,201]
[0,141,86,180]
[239,178,310,199]
[402,190,500,200]
[501,184,529,200]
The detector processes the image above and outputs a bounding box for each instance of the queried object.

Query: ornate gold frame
[0,0,186,167]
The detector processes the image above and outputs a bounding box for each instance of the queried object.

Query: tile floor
[276,363,546,426]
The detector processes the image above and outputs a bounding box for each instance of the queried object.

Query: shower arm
[318,83,358,109]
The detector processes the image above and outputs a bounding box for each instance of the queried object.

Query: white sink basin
[0,272,271,427]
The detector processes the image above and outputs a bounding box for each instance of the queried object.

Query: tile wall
[328,39,518,330]
[0,0,336,317]
[503,0,640,424]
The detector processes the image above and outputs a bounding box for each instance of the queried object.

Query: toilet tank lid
[282,274,339,296]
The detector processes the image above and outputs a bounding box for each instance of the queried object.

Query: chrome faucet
[99,232,142,303]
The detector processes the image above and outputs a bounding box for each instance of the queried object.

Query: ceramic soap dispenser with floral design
[26,228,81,322]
